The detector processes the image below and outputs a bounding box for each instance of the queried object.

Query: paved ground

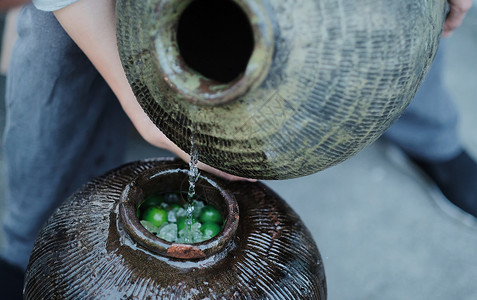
[1,6,477,300]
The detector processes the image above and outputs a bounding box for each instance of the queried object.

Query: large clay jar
[24,159,326,299]
[116,0,447,179]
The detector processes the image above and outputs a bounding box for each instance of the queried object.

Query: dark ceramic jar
[24,159,326,299]
[116,0,447,179]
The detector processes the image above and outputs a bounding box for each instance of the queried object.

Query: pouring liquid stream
[185,132,199,243]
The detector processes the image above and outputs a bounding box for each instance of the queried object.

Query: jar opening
[153,0,274,105]
[177,0,255,83]
[120,168,239,260]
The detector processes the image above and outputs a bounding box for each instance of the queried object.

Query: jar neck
[119,167,239,260]
[151,0,274,106]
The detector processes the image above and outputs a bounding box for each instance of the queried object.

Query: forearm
[54,0,171,150]
[53,0,250,181]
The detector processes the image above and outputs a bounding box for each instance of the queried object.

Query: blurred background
[1,4,477,300]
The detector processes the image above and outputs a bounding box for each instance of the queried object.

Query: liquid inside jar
[137,192,224,243]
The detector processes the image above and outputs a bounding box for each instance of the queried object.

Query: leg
[1,4,130,270]
[383,41,462,162]
[383,41,477,224]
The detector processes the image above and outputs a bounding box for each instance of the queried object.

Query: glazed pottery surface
[116,0,447,179]
[24,159,326,299]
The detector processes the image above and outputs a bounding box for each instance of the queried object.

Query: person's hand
[443,0,473,37]
[133,113,257,182]
[54,0,255,182]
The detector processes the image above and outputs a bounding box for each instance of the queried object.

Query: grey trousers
[1,5,461,270]
[1,5,130,269]
[383,41,462,161]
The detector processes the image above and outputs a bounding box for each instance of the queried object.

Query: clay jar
[24,159,326,299]
[116,0,447,179]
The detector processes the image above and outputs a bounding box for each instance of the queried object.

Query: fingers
[122,85,256,181]
[443,0,473,37]
[162,136,257,182]
[197,162,257,182]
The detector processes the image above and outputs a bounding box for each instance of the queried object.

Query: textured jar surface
[116,0,446,179]
[24,159,326,299]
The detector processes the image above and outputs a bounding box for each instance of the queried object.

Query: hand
[132,112,257,182]
[443,0,473,37]
[54,0,255,182]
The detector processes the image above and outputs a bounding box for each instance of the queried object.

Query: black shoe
[383,142,477,228]
[0,258,24,300]
[409,151,477,226]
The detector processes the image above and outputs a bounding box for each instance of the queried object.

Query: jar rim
[119,167,239,260]
[151,0,274,106]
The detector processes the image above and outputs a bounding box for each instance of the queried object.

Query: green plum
[199,205,223,224]
[142,207,168,227]
[201,222,221,238]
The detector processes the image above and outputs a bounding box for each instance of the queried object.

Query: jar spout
[152,0,274,106]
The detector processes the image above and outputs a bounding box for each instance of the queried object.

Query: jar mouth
[152,0,274,106]
[119,167,239,260]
